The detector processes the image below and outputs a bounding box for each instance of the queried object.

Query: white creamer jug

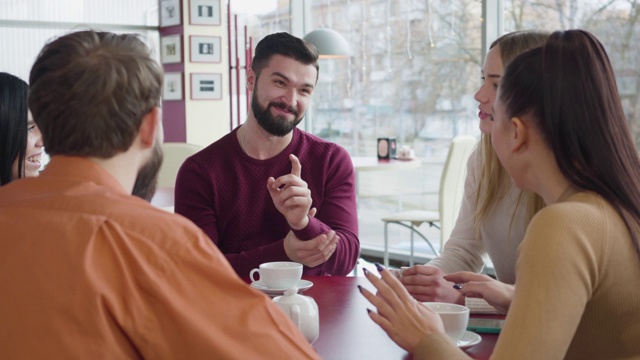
[272,287,319,343]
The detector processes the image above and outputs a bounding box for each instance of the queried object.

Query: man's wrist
[289,215,309,230]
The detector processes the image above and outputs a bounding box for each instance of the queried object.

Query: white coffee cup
[423,302,470,343]
[249,261,303,289]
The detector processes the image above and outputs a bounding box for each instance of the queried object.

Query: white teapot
[272,287,319,343]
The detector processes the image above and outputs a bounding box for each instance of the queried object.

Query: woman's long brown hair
[500,30,640,262]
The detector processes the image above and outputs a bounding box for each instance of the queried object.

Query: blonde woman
[398,31,547,306]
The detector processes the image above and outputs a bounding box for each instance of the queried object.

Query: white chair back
[438,135,478,248]
[158,142,203,188]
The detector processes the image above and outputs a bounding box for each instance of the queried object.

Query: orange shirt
[0,156,319,359]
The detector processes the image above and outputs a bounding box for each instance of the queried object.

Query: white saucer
[457,331,482,349]
[250,279,314,296]
[396,156,416,161]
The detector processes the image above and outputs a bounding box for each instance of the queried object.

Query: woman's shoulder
[536,192,610,219]
[527,192,619,243]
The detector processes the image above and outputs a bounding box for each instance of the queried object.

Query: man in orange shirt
[0,30,319,359]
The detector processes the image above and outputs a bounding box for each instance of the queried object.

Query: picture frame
[159,0,182,27]
[191,73,222,100]
[163,72,183,101]
[189,0,221,25]
[160,35,182,64]
[190,36,221,63]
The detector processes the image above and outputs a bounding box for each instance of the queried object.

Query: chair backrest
[438,135,478,248]
[158,142,203,188]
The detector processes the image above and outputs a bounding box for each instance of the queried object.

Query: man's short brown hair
[29,31,163,158]
[251,32,319,82]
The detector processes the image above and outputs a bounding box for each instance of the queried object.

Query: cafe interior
[2,0,640,358]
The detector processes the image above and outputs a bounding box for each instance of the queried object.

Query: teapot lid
[273,287,316,305]
[283,287,299,296]
[273,287,300,303]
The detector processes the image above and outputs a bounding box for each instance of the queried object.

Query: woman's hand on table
[397,265,465,304]
[359,263,445,353]
[445,272,514,314]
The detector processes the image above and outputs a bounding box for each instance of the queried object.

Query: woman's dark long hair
[500,29,640,262]
[0,73,29,186]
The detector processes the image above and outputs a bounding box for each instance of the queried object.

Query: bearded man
[175,32,359,277]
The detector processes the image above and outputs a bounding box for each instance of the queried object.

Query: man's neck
[88,149,141,195]
[238,118,294,160]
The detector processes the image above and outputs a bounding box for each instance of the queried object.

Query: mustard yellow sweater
[416,192,640,359]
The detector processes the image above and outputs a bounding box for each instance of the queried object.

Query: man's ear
[246,67,256,92]
[138,107,161,149]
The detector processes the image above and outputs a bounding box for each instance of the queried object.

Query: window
[505,0,640,149]
[0,0,159,82]
[306,0,483,259]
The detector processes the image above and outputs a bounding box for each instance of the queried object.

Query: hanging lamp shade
[303,28,350,59]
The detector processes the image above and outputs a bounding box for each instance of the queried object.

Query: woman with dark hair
[0,72,43,185]
[360,30,640,359]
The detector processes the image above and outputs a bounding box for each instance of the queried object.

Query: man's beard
[251,87,304,137]
[132,142,163,202]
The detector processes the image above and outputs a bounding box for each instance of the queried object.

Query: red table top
[285,276,498,359]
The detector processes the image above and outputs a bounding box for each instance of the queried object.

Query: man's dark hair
[251,32,319,81]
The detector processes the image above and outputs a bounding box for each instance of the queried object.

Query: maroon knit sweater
[175,127,359,277]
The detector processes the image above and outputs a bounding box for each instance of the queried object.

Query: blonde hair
[474,31,549,235]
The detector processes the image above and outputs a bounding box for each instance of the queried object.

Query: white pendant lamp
[303,28,350,59]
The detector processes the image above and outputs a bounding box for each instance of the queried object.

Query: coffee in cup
[249,261,303,289]
[423,302,469,343]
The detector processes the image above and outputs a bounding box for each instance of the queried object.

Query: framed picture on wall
[163,72,183,101]
[189,0,221,25]
[161,35,182,64]
[190,36,221,63]
[191,73,222,100]
[159,0,182,27]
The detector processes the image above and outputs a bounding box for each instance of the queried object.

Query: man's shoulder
[199,131,236,154]
[296,129,349,157]
[296,128,335,145]
[90,195,213,254]
[1,183,208,248]
[105,196,201,234]
[184,131,238,167]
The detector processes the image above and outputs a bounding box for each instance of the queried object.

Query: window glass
[307,0,483,258]
[309,0,484,152]
[1,0,159,83]
[505,0,640,149]
[0,0,158,25]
